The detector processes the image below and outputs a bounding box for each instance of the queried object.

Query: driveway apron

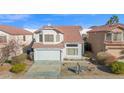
[23,61,61,79]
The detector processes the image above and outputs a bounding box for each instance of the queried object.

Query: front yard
[0,53,33,79]
[60,60,124,79]
[1,53,124,79]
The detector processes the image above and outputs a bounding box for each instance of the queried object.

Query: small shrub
[96,52,117,65]
[10,63,27,73]
[11,53,27,65]
[110,61,124,74]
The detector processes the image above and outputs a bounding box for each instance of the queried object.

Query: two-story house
[87,24,124,58]
[32,26,84,62]
[0,25,33,55]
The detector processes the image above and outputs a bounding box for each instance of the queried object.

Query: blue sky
[0,14,124,29]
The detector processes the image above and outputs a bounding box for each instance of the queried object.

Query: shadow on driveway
[97,65,112,73]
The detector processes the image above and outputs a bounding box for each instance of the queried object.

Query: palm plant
[106,15,119,25]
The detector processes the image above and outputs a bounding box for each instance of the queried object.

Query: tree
[0,39,20,66]
[8,39,20,57]
[106,15,119,25]
[0,46,10,66]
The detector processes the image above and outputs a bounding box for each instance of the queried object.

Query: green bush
[10,63,27,73]
[12,53,27,65]
[96,52,117,65]
[110,61,124,74]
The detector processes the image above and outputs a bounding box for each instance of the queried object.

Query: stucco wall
[0,30,10,43]
[105,45,124,57]
[25,35,33,45]
[88,32,106,55]
[12,35,32,45]
[106,49,123,57]
[33,33,39,42]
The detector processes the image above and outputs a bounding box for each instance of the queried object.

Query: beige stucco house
[87,24,124,58]
[0,25,33,56]
[33,26,83,62]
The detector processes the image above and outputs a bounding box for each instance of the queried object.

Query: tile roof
[32,42,64,48]
[42,26,83,43]
[88,24,124,33]
[0,25,32,35]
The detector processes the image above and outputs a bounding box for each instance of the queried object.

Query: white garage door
[34,49,61,61]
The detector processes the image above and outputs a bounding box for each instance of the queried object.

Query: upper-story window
[106,32,123,41]
[39,34,43,42]
[106,32,112,41]
[113,33,122,41]
[0,36,7,43]
[56,34,60,42]
[44,34,54,42]
[23,35,26,41]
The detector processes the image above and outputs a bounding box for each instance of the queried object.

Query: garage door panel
[34,50,60,61]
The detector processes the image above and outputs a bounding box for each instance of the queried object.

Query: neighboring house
[0,25,33,55]
[87,24,124,58]
[32,26,84,62]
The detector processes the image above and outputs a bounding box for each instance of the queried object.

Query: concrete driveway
[23,61,61,79]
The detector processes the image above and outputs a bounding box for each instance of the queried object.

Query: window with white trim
[56,34,60,42]
[113,33,122,41]
[44,34,54,42]
[66,48,78,55]
[106,32,112,41]
[39,34,43,42]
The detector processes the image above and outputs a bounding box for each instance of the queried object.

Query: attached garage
[34,48,62,61]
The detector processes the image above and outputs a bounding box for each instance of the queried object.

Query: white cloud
[24,24,39,29]
[0,20,14,23]
[24,28,37,33]
[0,14,31,23]
[23,23,43,31]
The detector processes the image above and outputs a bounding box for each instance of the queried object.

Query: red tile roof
[32,42,64,48]
[42,26,83,43]
[0,25,32,35]
[88,24,124,33]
